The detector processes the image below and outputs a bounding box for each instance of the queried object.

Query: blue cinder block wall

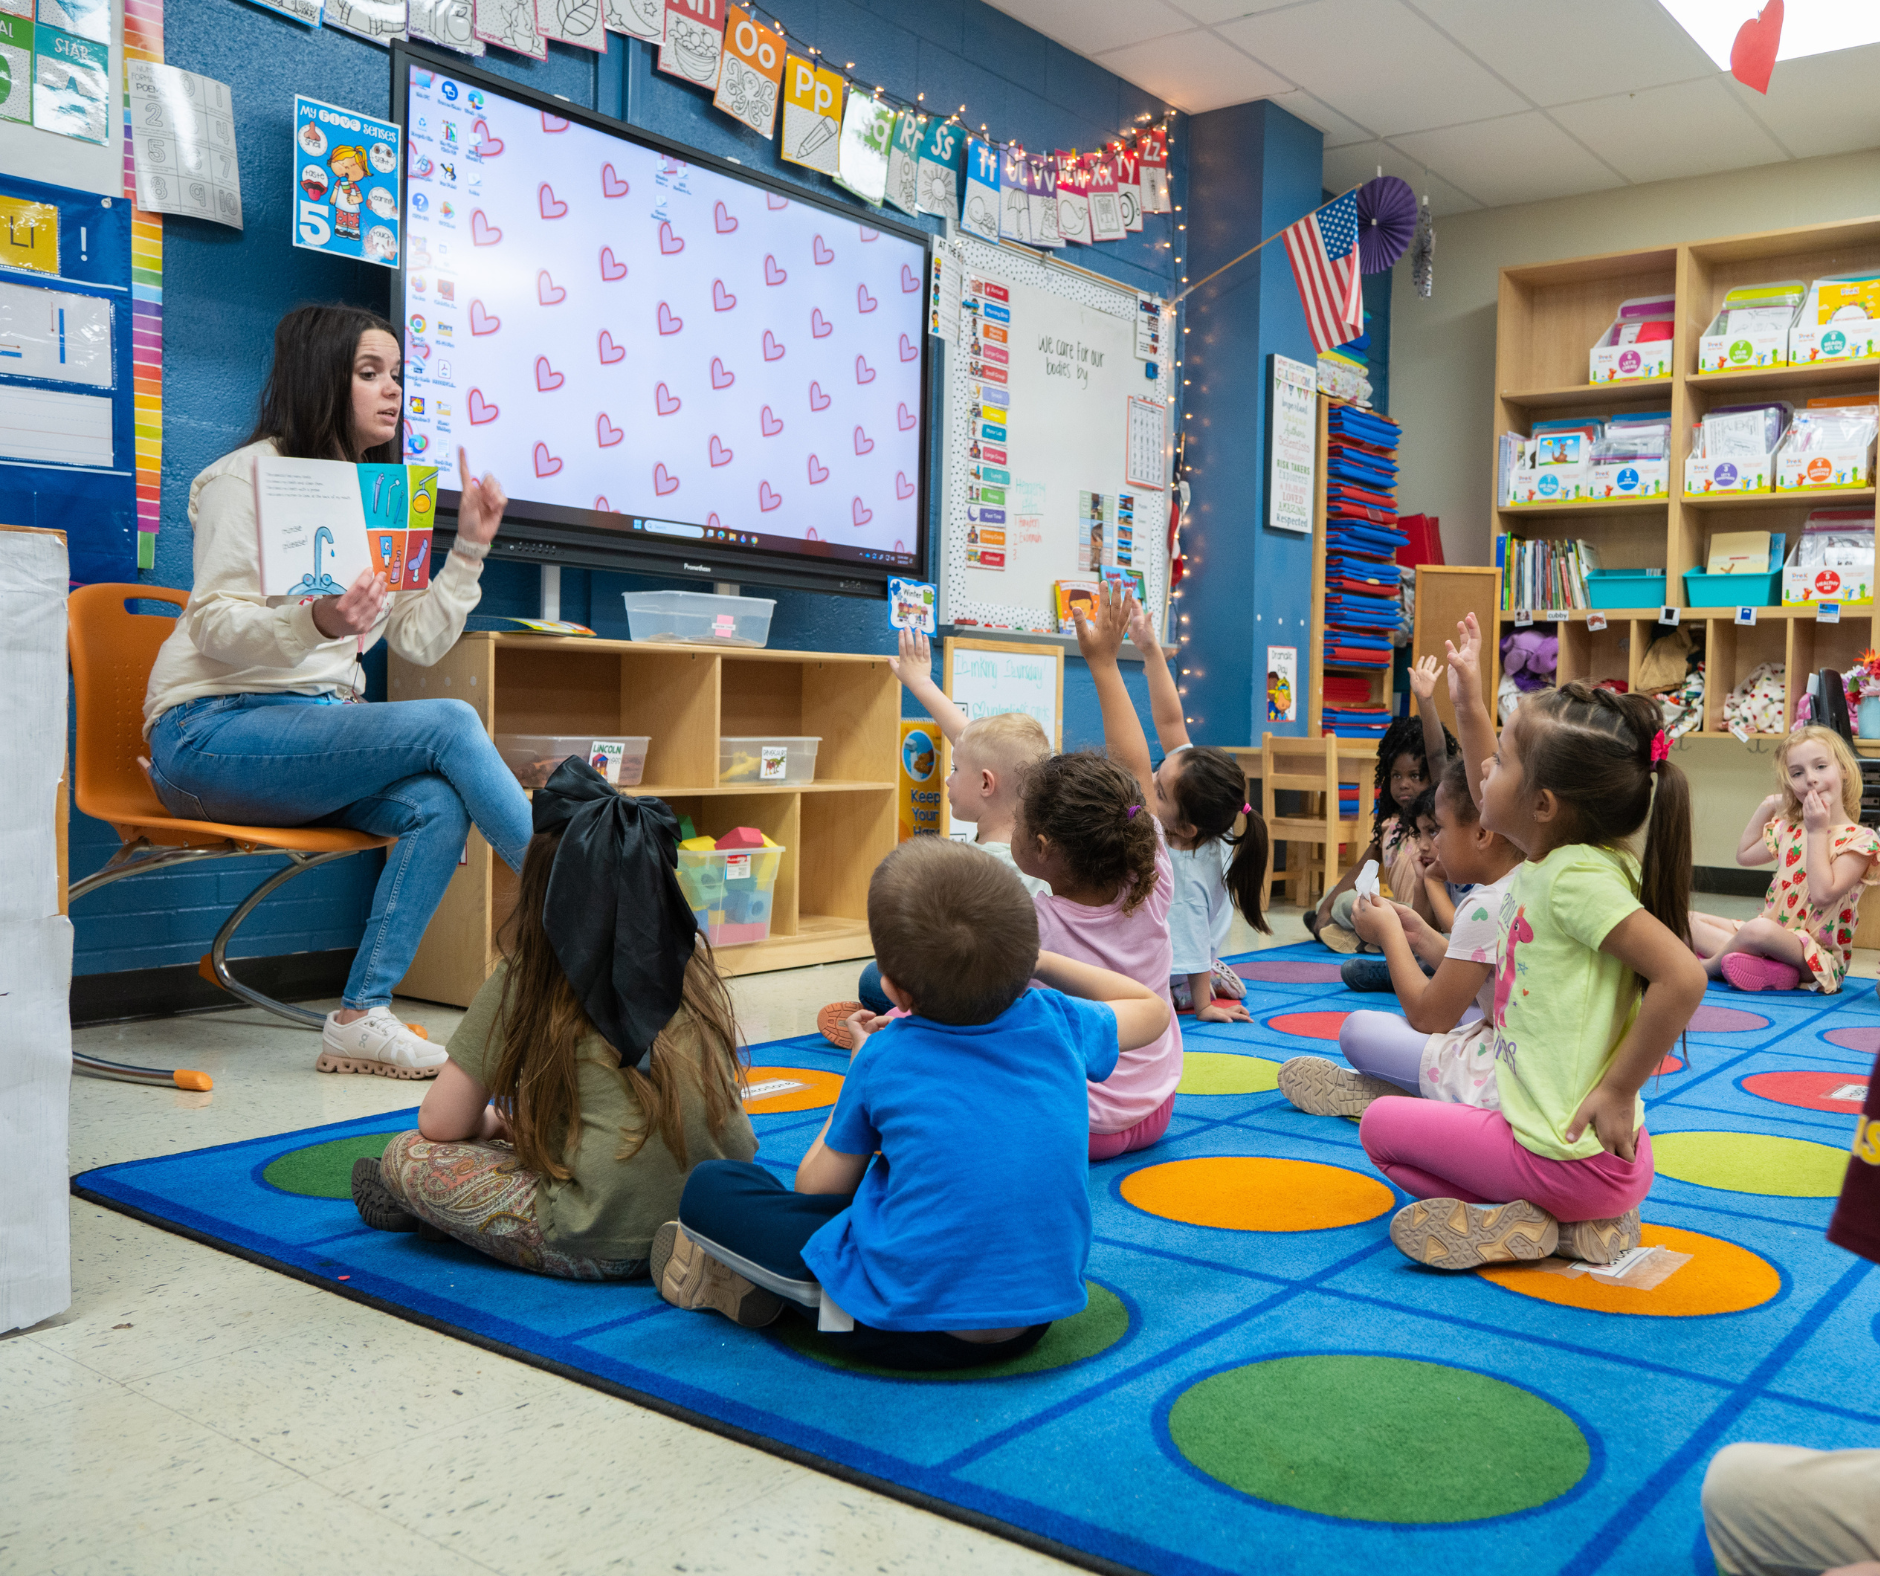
[73,2,1325,982]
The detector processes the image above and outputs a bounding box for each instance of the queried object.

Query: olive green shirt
[450,962,758,1260]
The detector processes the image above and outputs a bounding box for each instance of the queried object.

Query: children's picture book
[254,456,438,598]
[888,576,936,634]
[1099,564,1147,605]
[1054,577,1099,631]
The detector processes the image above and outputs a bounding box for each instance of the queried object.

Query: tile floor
[5,891,1831,1575]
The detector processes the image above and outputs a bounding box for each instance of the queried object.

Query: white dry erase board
[939,635,1063,836]
[940,235,1173,633]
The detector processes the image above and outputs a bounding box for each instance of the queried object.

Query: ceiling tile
[1410,0,1713,105]
[1723,43,1880,160]
[1322,139,1481,216]
[1165,0,1305,22]
[1391,111,1622,207]
[1551,78,1788,185]
[978,0,1197,57]
[1094,30,1293,113]
[1262,88,1375,148]
[1217,0,1529,136]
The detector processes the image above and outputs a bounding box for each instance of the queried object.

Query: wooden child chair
[1259,732,1371,911]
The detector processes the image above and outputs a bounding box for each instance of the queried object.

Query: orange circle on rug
[1121,1156,1394,1233]
[1479,1224,1780,1317]
[1741,1069,1870,1115]
[741,1066,844,1114]
[1266,1011,1350,1042]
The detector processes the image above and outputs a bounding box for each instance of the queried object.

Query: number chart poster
[293,96,401,267]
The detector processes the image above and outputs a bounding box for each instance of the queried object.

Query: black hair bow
[531,756,698,1068]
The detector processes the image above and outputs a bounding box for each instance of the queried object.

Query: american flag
[1282,191,1363,354]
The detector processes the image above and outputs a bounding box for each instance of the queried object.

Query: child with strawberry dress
[1690,725,1880,994]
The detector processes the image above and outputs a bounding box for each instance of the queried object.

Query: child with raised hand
[1690,724,1879,993]
[1019,581,1181,1159]
[652,837,1169,1368]
[819,629,1052,1045]
[1124,598,1272,1023]
[1280,756,1523,1118]
[350,758,756,1279]
[1363,618,1707,1270]
[1309,658,1455,953]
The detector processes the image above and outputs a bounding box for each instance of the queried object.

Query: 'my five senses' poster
[293,96,401,268]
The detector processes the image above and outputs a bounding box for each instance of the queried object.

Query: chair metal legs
[201,850,369,1027]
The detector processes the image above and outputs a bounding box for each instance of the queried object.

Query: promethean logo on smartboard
[684,562,713,573]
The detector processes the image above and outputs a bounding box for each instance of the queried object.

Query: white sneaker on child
[317,1007,448,1079]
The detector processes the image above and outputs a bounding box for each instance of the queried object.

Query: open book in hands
[254,456,439,598]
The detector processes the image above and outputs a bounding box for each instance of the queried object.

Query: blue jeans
[856,961,892,1015]
[147,693,532,1010]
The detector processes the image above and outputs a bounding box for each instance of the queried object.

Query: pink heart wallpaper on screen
[400,66,925,561]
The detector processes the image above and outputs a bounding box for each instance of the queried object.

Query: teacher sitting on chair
[143,303,531,1080]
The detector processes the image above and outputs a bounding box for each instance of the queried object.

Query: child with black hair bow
[350,757,756,1280]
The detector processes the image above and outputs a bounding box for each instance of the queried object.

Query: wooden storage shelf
[388,633,899,1005]
[1682,488,1876,511]
[1482,217,1880,752]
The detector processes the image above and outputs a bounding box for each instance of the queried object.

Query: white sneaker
[316,1007,448,1079]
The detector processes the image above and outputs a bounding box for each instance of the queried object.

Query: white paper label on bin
[589,740,624,783]
[761,746,789,780]
[726,854,751,879]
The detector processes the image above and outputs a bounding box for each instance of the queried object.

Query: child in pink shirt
[1013,583,1180,1159]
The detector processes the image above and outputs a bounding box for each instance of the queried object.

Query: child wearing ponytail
[1125,599,1272,1022]
[1361,615,1706,1270]
[1014,584,1181,1160]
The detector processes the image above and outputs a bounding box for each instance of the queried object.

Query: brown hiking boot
[1389,1197,1559,1270]
[651,1221,784,1328]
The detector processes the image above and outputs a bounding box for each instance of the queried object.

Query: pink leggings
[1358,1098,1654,1222]
[1090,1091,1176,1161]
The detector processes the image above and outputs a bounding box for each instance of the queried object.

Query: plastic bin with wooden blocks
[1259,732,1373,909]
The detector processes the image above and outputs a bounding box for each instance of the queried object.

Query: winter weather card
[293,97,400,267]
[712,7,782,139]
[658,0,722,87]
[254,457,438,598]
[888,577,935,634]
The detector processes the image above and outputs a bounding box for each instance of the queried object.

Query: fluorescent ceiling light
[1657,0,1880,69]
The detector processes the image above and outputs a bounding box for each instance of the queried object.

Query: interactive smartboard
[939,234,1172,632]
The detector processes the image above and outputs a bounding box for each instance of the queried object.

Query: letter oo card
[713,6,783,137]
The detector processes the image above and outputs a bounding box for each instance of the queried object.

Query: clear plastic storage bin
[496,734,649,789]
[719,735,821,785]
[675,844,785,947]
[622,590,776,647]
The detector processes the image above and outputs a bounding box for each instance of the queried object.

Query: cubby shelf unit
[1489,216,1880,737]
[388,634,899,1006]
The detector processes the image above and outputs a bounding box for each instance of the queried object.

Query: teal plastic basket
[1585,569,1667,609]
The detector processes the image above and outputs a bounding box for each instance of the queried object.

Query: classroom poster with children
[292,96,401,268]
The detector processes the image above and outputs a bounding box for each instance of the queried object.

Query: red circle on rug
[1687,1005,1770,1034]
[1741,1069,1871,1114]
[1825,1027,1880,1056]
[1235,960,1345,984]
[1267,1011,1350,1041]
[1656,1054,1685,1075]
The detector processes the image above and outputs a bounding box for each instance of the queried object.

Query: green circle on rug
[1652,1131,1850,1197]
[1179,1053,1281,1095]
[1169,1355,1589,1522]
[263,1133,397,1198]
[769,1282,1129,1381]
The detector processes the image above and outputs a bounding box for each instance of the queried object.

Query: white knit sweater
[142,439,485,734]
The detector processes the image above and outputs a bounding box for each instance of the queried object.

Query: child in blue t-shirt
[653,835,1170,1370]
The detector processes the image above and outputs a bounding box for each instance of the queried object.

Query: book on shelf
[1496,533,1602,611]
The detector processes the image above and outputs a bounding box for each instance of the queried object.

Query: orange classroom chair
[67,585,394,1084]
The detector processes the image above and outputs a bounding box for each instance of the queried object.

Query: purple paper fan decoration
[1356,176,1417,274]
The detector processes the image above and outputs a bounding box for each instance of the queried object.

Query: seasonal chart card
[293,96,401,267]
[780,53,840,175]
[658,0,721,86]
[712,6,782,139]
[129,61,243,229]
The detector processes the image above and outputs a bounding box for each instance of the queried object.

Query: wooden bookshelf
[1489,217,1880,735]
[388,633,899,1005]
